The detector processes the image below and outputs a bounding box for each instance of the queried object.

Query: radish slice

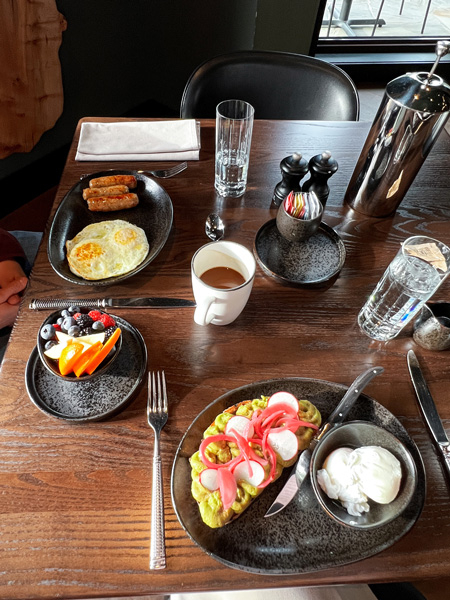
[267,392,299,413]
[267,429,299,462]
[233,460,265,487]
[225,416,254,439]
[199,468,219,491]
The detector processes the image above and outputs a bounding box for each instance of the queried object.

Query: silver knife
[407,349,450,483]
[264,366,384,517]
[29,297,196,310]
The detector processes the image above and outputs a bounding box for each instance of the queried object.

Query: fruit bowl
[36,307,123,382]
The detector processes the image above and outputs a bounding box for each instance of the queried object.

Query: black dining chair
[180,50,360,121]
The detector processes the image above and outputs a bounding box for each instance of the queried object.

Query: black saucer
[254,219,346,286]
[25,315,147,422]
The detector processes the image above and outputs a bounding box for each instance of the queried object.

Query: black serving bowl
[36,308,123,382]
[310,421,418,530]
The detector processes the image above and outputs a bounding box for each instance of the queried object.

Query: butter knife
[264,366,384,517]
[407,349,450,482]
[29,297,196,310]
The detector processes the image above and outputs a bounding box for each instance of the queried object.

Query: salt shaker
[302,151,338,208]
[272,152,308,207]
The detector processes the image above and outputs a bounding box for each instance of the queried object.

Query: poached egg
[317,445,402,517]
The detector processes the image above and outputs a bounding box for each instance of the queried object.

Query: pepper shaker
[302,151,338,208]
[272,152,308,207]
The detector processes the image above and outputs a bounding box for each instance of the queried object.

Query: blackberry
[103,325,117,342]
[75,314,94,329]
[81,326,94,336]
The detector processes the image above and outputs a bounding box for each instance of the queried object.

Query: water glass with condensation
[358,235,450,341]
[215,100,254,197]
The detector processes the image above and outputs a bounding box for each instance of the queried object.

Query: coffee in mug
[191,241,256,326]
[200,266,246,289]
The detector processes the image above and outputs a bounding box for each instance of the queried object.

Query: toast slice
[190,394,321,528]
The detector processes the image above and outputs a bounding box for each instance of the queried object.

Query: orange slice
[85,328,121,375]
[59,342,84,376]
[72,341,103,378]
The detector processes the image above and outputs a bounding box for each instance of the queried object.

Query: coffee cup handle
[194,296,216,326]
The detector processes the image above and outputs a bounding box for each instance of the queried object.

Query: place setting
[25,305,148,422]
[171,373,426,575]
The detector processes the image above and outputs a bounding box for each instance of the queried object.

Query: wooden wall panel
[0,0,67,158]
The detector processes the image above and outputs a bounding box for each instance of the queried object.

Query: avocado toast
[190,392,321,528]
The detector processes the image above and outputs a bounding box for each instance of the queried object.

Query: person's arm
[0,230,28,328]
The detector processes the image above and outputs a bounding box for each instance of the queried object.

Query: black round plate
[48,169,173,286]
[171,378,425,574]
[25,315,147,422]
[254,219,346,286]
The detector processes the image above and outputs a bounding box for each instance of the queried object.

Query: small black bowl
[37,308,122,382]
[310,421,418,530]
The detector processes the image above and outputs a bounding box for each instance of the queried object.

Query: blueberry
[45,340,57,350]
[57,317,64,326]
[68,325,81,337]
[92,320,105,331]
[41,324,56,341]
[63,317,76,331]
[61,309,71,318]
[68,305,81,314]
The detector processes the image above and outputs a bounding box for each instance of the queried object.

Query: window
[319,0,450,40]
[314,0,450,83]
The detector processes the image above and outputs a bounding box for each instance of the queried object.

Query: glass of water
[358,235,450,341]
[215,99,254,197]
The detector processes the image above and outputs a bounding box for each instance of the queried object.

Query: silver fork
[147,370,168,569]
[138,161,187,179]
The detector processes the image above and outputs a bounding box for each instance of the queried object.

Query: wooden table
[1,118,450,599]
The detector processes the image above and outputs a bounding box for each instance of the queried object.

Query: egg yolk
[114,228,137,245]
[75,242,104,260]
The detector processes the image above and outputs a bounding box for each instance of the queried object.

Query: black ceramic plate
[171,378,425,574]
[48,170,173,286]
[254,219,346,286]
[25,315,147,422]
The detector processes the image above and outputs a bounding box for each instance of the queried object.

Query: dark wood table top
[1,117,450,599]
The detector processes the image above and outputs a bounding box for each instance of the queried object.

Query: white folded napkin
[75,120,200,161]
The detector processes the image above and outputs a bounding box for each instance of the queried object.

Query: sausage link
[86,193,139,212]
[83,185,129,200]
[89,175,137,189]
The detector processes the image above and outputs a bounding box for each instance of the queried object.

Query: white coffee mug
[191,241,256,326]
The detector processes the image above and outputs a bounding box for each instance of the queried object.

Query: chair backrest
[180,50,360,121]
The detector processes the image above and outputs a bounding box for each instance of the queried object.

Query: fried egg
[66,220,149,280]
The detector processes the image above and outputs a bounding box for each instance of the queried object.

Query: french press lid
[387,40,450,113]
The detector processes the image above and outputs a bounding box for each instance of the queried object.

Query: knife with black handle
[29,297,196,310]
[407,349,450,483]
[264,365,384,517]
